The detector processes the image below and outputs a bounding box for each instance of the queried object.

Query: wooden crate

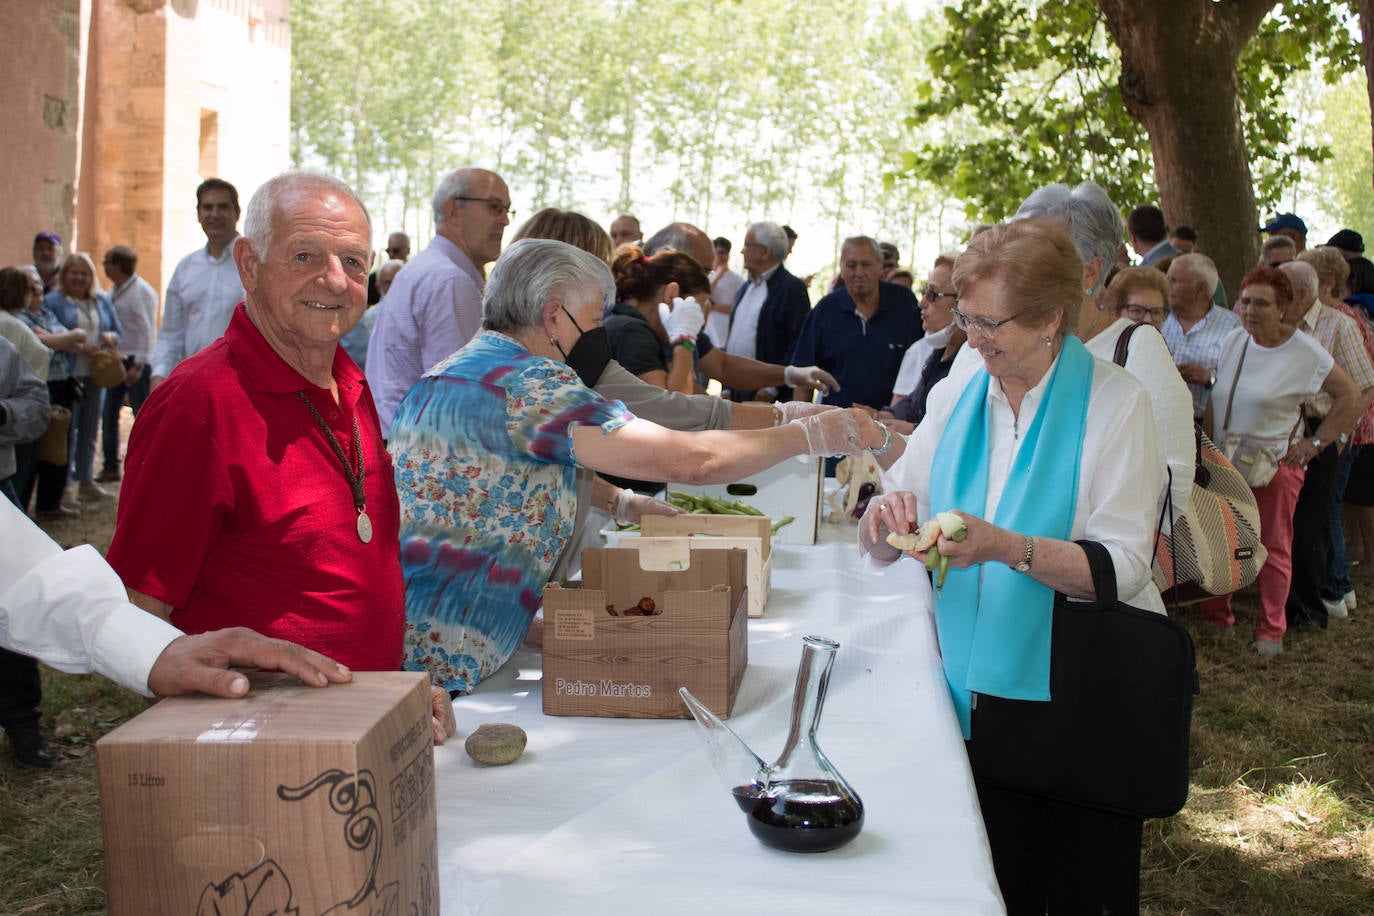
[542,547,748,719]
[634,514,771,618]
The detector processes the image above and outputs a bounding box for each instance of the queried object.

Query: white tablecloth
[435,524,1004,915]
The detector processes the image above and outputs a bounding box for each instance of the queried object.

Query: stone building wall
[2,0,290,298]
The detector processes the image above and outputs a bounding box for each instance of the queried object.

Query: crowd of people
[3,164,1373,914]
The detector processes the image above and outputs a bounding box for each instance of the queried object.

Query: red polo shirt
[108,304,404,672]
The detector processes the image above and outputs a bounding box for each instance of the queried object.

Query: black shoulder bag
[966,540,1198,819]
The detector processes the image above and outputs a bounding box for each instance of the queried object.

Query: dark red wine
[732,779,864,852]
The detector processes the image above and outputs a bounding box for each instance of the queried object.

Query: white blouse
[882,348,1168,613]
[1084,319,1195,531]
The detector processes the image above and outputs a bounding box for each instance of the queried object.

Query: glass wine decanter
[680,635,864,853]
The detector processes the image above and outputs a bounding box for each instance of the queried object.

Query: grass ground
[2,447,1372,913]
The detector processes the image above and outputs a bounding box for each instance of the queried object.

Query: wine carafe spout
[679,686,770,794]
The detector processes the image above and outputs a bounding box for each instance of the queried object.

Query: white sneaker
[1323,596,1350,620]
[78,481,110,501]
[1253,639,1283,659]
[1345,590,1357,611]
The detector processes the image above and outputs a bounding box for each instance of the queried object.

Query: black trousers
[1287,421,1339,629]
[0,481,42,727]
[975,779,1143,915]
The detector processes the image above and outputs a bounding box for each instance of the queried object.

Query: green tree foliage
[896,0,1360,222]
[1316,75,1374,238]
[290,0,937,266]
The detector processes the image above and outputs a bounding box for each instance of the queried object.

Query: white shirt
[1084,319,1195,530]
[366,235,484,435]
[0,311,52,379]
[706,268,743,347]
[109,273,160,364]
[883,350,1167,613]
[891,325,959,400]
[151,240,244,379]
[725,264,778,360]
[1213,327,1332,446]
[0,497,180,697]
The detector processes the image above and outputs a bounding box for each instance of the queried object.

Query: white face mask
[923,322,956,349]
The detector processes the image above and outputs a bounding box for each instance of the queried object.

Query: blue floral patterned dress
[389,330,635,693]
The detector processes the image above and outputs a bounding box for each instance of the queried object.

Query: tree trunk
[1360,0,1374,199]
[1098,0,1277,299]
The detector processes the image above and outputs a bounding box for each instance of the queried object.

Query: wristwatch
[1014,535,1035,573]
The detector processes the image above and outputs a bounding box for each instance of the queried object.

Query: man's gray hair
[1261,235,1297,263]
[749,221,789,262]
[379,258,406,275]
[1013,182,1123,295]
[483,238,615,335]
[841,236,882,261]
[243,171,372,257]
[1173,253,1219,295]
[432,168,481,225]
[644,223,695,256]
[1280,260,1319,301]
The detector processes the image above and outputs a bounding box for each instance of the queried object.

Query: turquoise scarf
[929,336,1094,738]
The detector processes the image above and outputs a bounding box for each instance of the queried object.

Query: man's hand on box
[431,685,457,745]
[146,627,353,698]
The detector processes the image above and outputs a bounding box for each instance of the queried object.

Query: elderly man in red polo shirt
[107,170,454,744]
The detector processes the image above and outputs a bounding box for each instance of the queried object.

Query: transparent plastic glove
[613,488,683,525]
[784,365,840,394]
[791,408,869,456]
[774,401,835,424]
[658,297,706,343]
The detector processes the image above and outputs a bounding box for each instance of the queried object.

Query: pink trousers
[1200,464,1304,644]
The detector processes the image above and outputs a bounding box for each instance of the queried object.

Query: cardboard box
[542,546,748,719]
[670,456,824,545]
[97,671,437,916]
[634,514,772,618]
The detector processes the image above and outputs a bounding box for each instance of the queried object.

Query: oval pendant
[357,510,373,544]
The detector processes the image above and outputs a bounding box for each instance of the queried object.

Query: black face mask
[556,306,611,387]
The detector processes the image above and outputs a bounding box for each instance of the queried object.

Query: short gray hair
[432,168,482,225]
[644,223,695,256]
[748,221,789,262]
[483,238,615,335]
[1280,260,1319,301]
[243,171,372,257]
[841,236,882,261]
[1172,253,1219,294]
[1261,235,1297,263]
[1013,182,1123,295]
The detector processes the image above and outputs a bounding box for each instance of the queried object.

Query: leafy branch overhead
[899,0,1359,224]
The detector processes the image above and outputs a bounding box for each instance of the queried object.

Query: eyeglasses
[951,306,1019,339]
[920,286,958,304]
[453,196,515,218]
[1123,304,1166,321]
[1236,296,1275,309]
[385,247,406,255]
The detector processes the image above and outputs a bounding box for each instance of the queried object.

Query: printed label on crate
[552,607,596,641]
[552,678,653,698]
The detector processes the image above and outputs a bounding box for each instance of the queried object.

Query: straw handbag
[37,405,72,465]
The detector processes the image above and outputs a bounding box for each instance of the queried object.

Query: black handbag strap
[1072,539,1118,607]
[1111,320,1141,367]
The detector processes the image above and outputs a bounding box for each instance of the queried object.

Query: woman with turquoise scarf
[859,220,1167,914]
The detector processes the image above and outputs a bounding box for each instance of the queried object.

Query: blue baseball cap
[1260,214,1307,235]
